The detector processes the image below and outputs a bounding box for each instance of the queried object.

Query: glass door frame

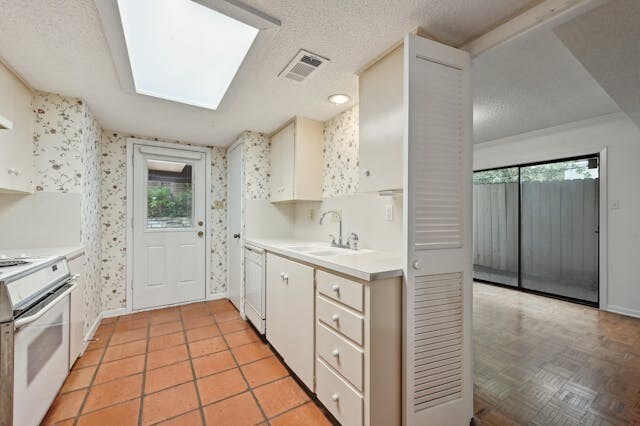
[474,153,600,307]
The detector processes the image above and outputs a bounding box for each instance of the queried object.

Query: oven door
[13,281,74,426]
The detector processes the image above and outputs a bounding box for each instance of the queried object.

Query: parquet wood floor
[473,282,640,425]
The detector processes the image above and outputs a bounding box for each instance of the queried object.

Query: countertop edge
[0,246,85,260]
[245,239,403,282]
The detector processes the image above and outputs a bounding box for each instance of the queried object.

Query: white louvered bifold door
[402,34,472,426]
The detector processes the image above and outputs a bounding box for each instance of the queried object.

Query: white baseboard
[81,313,103,355]
[606,304,640,319]
[207,292,228,301]
[102,307,127,318]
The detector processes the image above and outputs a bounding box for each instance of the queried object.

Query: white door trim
[126,138,212,314]
[597,147,608,311]
[472,145,609,312]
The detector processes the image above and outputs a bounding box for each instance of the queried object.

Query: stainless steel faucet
[319,210,359,250]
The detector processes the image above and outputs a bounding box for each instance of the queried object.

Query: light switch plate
[385,204,393,221]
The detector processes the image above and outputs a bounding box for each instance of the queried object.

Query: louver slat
[412,59,463,250]
[413,273,463,412]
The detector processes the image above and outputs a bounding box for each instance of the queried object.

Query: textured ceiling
[554,0,640,131]
[0,0,538,146]
[472,30,620,144]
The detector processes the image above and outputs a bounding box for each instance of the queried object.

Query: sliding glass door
[473,156,599,305]
[473,168,519,287]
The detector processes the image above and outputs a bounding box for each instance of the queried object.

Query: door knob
[198,220,204,226]
[197,231,204,237]
[233,233,240,239]
[412,260,421,270]
[331,314,339,322]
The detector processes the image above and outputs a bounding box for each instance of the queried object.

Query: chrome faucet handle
[347,233,359,250]
[328,234,337,246]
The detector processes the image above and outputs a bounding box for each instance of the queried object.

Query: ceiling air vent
[279,49,329,83]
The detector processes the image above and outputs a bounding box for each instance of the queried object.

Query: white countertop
[0,245,85,260]
[245,238,402,282]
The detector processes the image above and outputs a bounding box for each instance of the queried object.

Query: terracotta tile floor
[43,299,332,426]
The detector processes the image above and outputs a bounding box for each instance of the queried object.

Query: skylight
[117,0,259,110]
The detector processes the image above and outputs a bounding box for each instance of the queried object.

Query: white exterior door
[402,35,473,425]
[132,144,207,310]
[227,144,243,310]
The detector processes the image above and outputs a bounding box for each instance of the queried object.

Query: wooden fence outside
[473,179,599,289]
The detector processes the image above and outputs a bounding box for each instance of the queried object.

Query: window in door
[146,159,193,229]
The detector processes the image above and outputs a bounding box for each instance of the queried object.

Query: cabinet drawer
[316,358,363,426]
[317,295,363,346]
[317,322,363,391]
[317,270,363,312]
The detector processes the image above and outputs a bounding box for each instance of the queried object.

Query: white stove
[0,254,76,426]
[0,255,70,318]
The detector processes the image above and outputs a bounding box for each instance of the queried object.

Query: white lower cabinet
[316,270,402,426]
[265,253,315,389]
[265,252,402,426]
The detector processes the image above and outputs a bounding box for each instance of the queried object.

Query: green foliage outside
[474,161,595,184]
[147,184,192,218]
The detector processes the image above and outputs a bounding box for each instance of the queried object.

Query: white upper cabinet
[358,46,404,193]
[0,64,34,194]
[270,117,323,202]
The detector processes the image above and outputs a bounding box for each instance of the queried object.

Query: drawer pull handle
[331,314,339,322]
[331,393,340,402]
[332,349,340,358]
[331,284,340,292]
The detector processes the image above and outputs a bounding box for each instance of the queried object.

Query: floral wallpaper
[33,92,103,335]
[79,106,103,336]
[33,92,84,193]
[210,147,227,294]
[100,132,128,311]
[100,132,228,310]
[322,105,360,197]
[241,131,271,200]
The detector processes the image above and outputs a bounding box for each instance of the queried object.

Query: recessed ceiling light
[117,0,259,110]
[328,94,351,105]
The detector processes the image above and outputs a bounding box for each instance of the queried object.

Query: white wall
[0,192,81,248]
[293,195,403,253]
[474,113,640,317]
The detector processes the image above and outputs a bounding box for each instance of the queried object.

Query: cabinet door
[68,255,85,366]
[403,34,472,425]
[0,66,34,193]
[359,45,404,193]
[265,254,314,389]
[270,122,295,202]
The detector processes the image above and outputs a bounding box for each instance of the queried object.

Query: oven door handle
[14,275,78,331]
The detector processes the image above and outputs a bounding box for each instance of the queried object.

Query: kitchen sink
[285,246,319,252]
[306,250,346,256]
